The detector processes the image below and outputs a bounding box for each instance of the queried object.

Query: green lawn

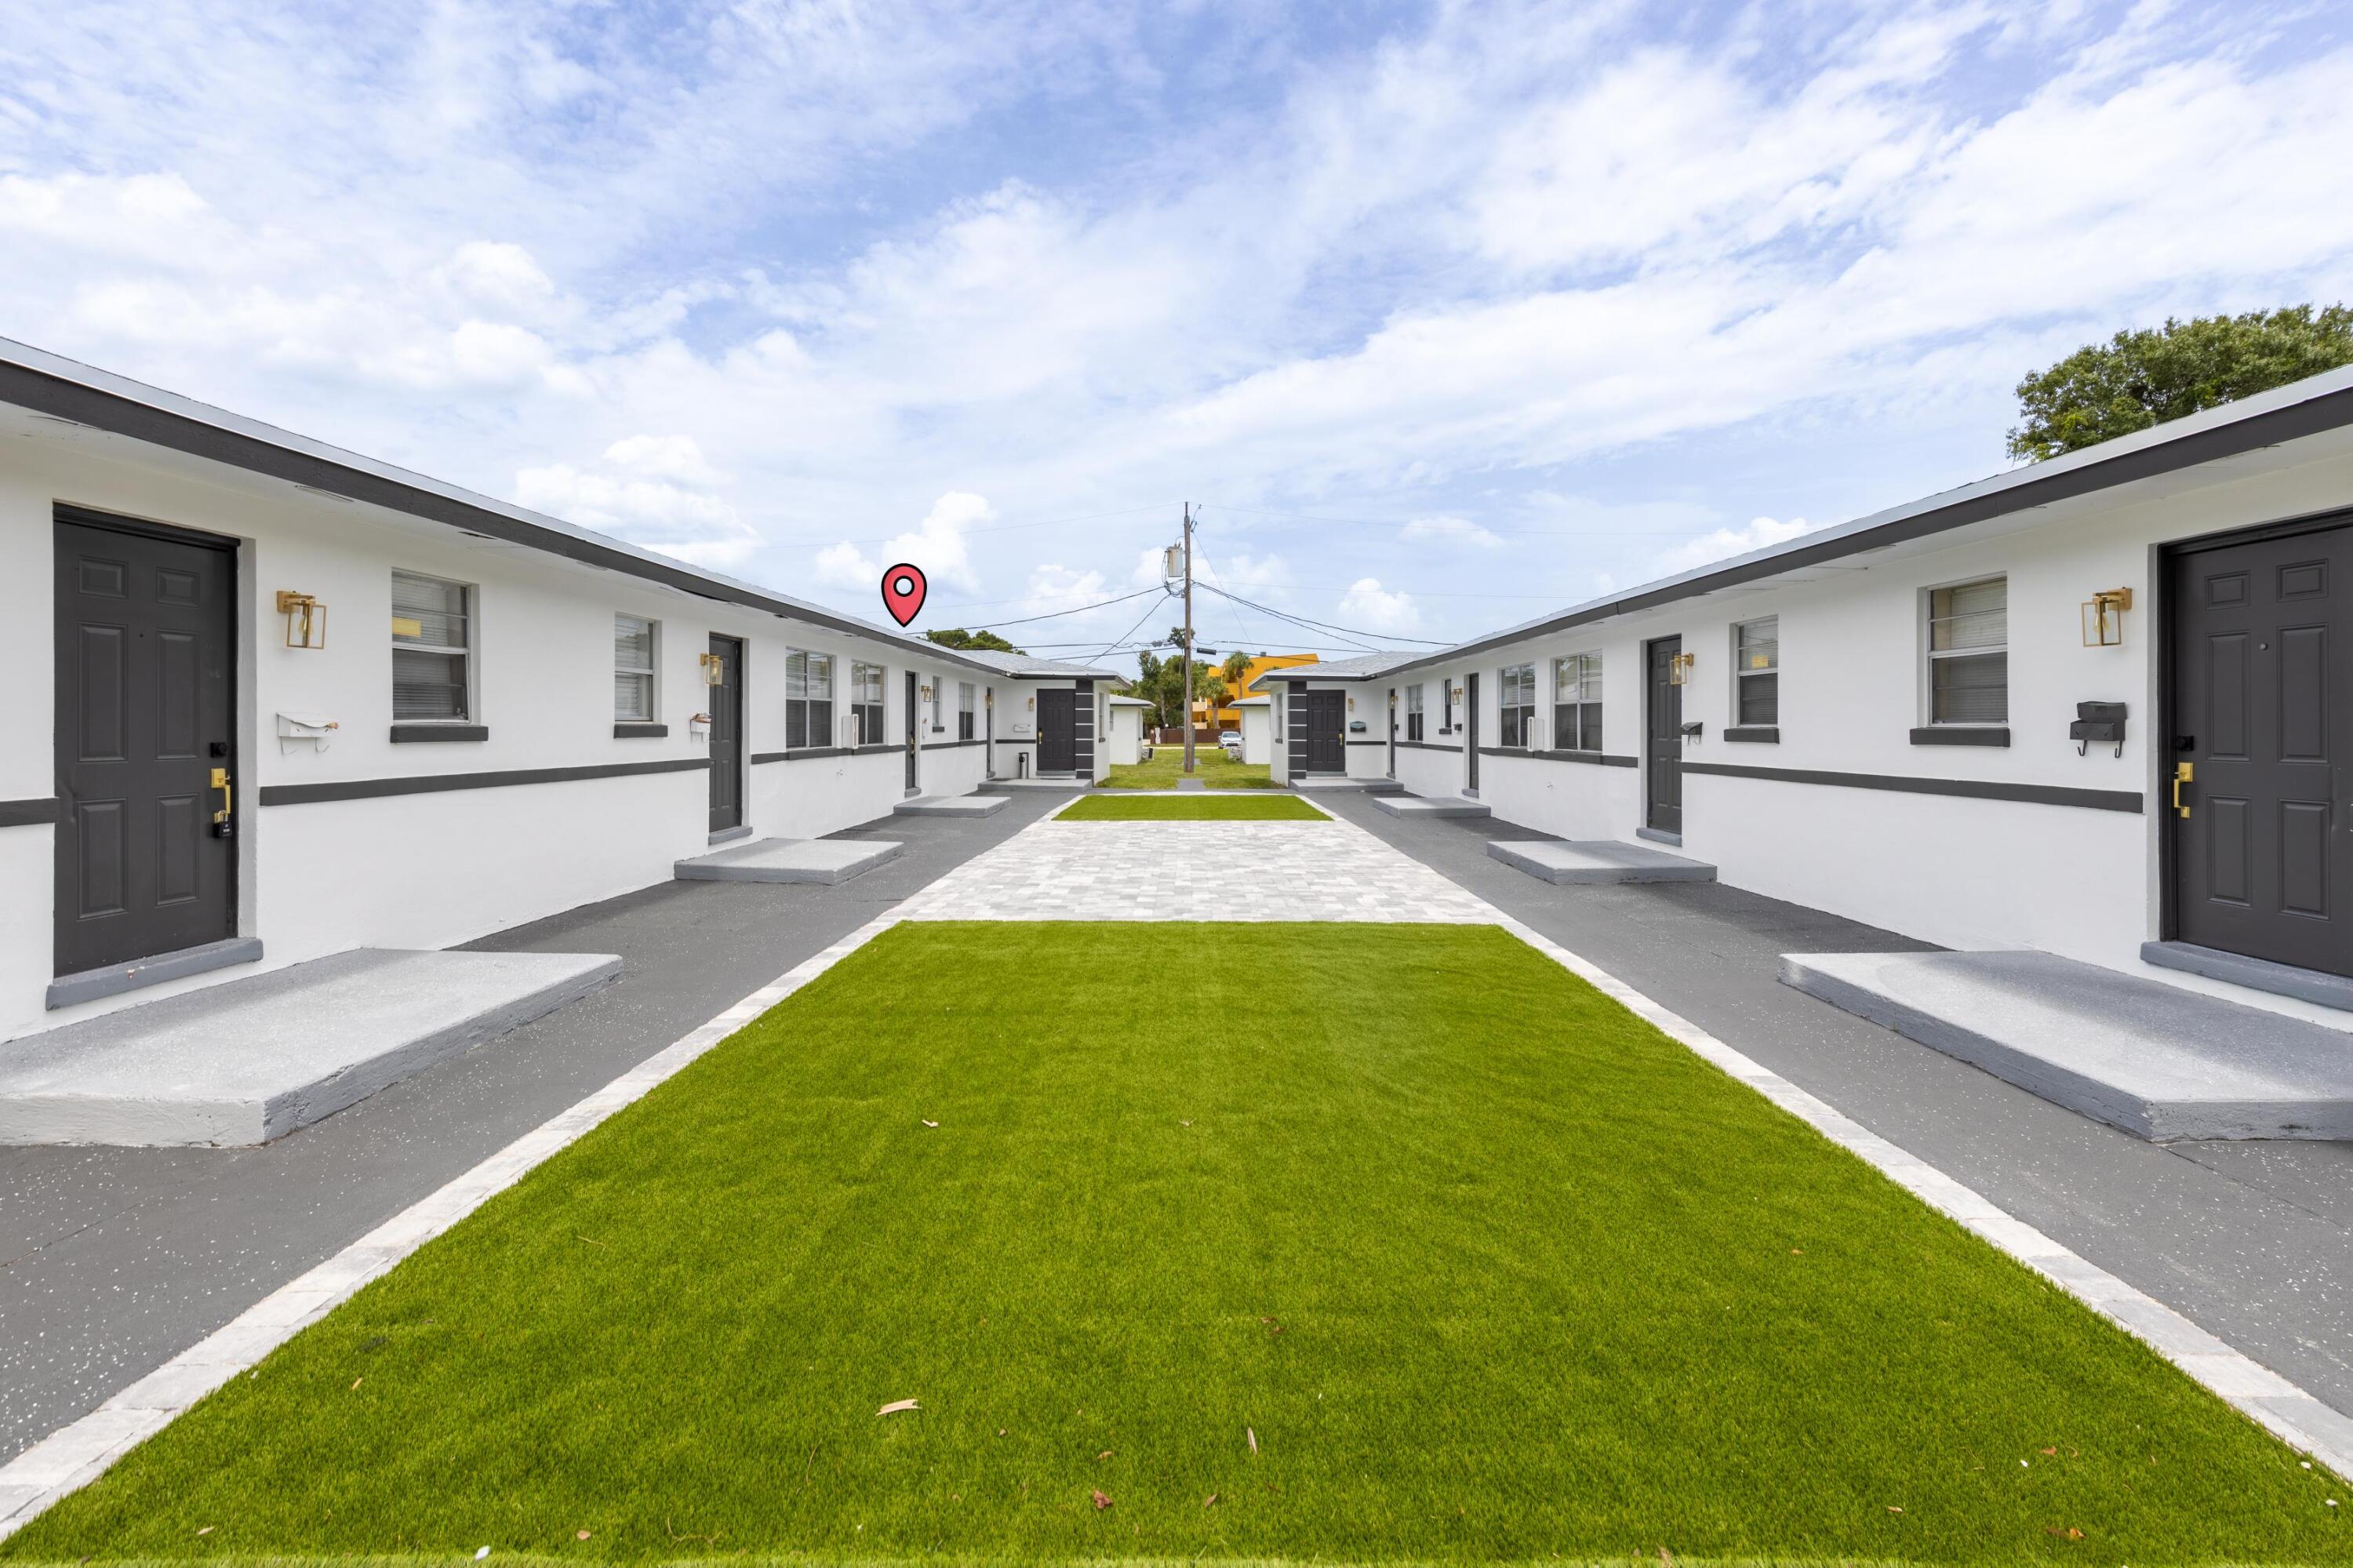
[1101,748,1273,789]
[12,923,2344,1566]
[1058,794,1326,821]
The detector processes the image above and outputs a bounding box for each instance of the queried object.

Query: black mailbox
[2071,700,2126,755]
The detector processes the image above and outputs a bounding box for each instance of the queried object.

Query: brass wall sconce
[1668,651,1697,686]
[919,683,933,703]
[2082,588,2133,646]
[698,652,726,686]
[275,591,325,649]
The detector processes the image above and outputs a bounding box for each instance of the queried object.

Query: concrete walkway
[1310,793,2353,1423]
[0,788,1078,1464]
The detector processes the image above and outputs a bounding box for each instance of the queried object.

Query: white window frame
[1732,617,1778,729]
[931,676,947,733]
[785,648,835,750]
[958,681,976,740]
[1440,675,1454,734]
[391,569,475,725]
[1922,576,2008,727]
[850,660,886,745]
[1551,652,1602,753]
[613,613,658,723]
[1406,682,1425,742]
[1498,662,1537,748]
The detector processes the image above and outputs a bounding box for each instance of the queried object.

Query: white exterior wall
[1384,448,2353,975]
[0,431,1013,1041]
[1105,703,1146,766]
[1235,702,1271,764]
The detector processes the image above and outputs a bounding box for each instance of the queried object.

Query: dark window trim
[1394,739,1462,752]
[921,737,987,751]
[613,722,668,739]
[1724,726,1780,744]
[1478,746,1638,768]
[1680,759,2139,813]
[1909,726,2009,748]
[260,755,707,806]
[391,724,489,744]
[0,796,62,828]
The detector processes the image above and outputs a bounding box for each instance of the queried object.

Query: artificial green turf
[1058,794,1326,821]
[13,924,2344,1566]
[1100,750,1274,789]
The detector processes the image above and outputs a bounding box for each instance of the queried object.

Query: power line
[1198,581,1455,647]
[953,584,1168,631]
[1086,588,1176,667]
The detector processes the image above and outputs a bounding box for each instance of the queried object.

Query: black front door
[1646,636,1682,833]
[1038,689,1077,773]
[1465,673,1481,791]
[707,635,743,832]
[904,671,920,792]
[1387,687,1397,777]
[985,686,995,778]
[1306,691,1345,773]
[54,511,238,978]
[2169,518,2353,976]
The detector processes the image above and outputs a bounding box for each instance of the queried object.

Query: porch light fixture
[1346,696,1355,711]
[698,652,726,686]
[2082,588,2133,647]
[275,590,325,649]
[1668,651,1697,686]
[920,683,933,703]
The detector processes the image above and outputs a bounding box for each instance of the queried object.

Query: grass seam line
[1484,908,2353,1482]
[0,911,916,1542]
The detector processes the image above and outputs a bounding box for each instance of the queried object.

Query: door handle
[209,766,234,823]
[2172,761,2193,819]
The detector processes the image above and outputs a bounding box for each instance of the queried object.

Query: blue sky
[5,0,2351,660]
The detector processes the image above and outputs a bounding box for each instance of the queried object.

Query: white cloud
[814,490,992,592]
[602,433,724,486]
[1400,515,1501,548]
[512,463,762,569]
[1655,516,1830,576]
[1337,577,1421,631]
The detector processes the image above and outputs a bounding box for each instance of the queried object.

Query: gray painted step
[2141,939,2353,1013]
[987,777,1086,791]
[1293,777,1405,794]
[1781,950,2353,1141]
[895,795,1011,817]
[1371,794,1491,818]
[0,948,620,1147]
[675,837,902,884]
[1487,839,1716,884]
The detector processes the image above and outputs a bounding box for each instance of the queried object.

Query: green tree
[925,627,1025,655]
[2009,304,2353,462]
[1220,649,1254,692]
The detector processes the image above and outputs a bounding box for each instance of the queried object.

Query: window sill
[391,724,488,743]
[1724,726,1780,744]
[613,722,668,739]
[1909,726,2009,748]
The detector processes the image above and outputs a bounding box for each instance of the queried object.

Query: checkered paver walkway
[892,806,1493,923]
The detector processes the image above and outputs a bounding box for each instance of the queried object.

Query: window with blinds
[391,571,471,722]
[1406,683,1424,741]
[1734,617,1778,726]
[1552,653,1602,751]
[785,649,835,749]
[958,682,976,740]
[1499,662,1536,747]
[850,661,886,744]
[613,615,656,722]
[1927,578,2006,724]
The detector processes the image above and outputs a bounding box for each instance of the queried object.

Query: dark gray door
[707,635,743,832]
[1465,673,1481,791]
[1306,691,1344,773]
[54,511,238,977]
[2169,519,2353,976]
[1038,689,1076,773]
[1646,637,1682,833]
[904,671,919,791]
[1386,687,1397,777]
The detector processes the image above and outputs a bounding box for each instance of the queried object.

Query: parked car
[1219,729,1243,759]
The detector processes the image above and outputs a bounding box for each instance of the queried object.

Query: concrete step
[1293,777,1405,794]
[895,795,1010,817]
[1371,794,1491,818]
[987,777,1086,791]
[1487,839,1716,884]
[1781,949,2353,1141]
[675,837,901,884]
[0,948,620,1147]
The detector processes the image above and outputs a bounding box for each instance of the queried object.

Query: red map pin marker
[880,562,927,626]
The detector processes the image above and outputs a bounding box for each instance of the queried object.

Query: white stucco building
[0,340,1118,1041]
[1257,367,2353,1011]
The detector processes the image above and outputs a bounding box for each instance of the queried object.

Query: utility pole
[1181,502,1196,776]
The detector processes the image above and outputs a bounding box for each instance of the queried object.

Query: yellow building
[1191,653,1318,730]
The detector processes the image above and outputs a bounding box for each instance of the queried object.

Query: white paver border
[5,814,2346,1537]
[0,910,914,1539]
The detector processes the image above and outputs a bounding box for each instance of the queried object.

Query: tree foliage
[2008,304,2353,462]
[924,628,1025,655]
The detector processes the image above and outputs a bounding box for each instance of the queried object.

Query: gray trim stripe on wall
[1477,747,1638,768]
[1679,760,2142,813]
[259,756,709,807]
[0,797,61,828]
